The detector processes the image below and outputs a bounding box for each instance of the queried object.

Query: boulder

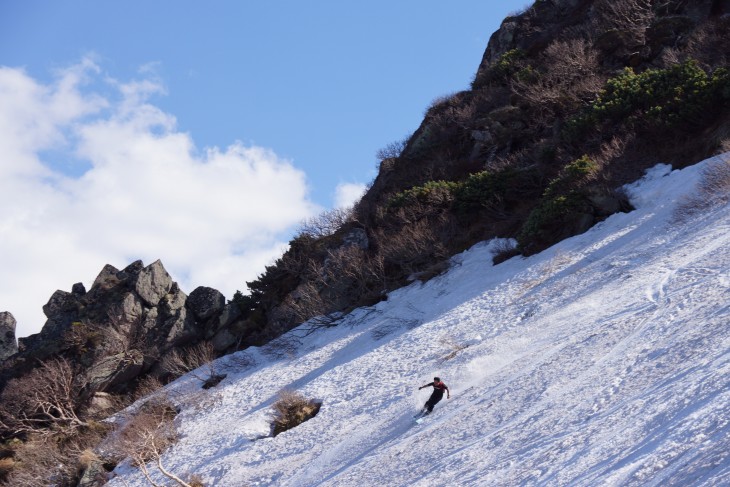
[471,130,493,143]
[187,286,226,321]
[72,282,87,296]
[17,286,83,357]
[118,260,144,283]
[134,260,173,306]
[142,307,159,332]
[43,289,79,319]
[203,303,242,348]
[108,292,144,336]
[211,327,238,352]
[77,459,110,487]
[0,312,17,360]
[121,291,144,322]
[33,290,83,350]
[86,391,116,418]
[91,264,120,291]
[589,193,623,216]
[217,303,242,330]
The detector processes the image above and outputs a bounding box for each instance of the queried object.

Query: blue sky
[0,1,528,337]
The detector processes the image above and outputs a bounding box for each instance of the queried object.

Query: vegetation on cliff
[235,0,730,347]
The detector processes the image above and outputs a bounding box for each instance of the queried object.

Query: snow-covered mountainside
[109,155,730,486]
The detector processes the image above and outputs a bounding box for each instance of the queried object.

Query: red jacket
[425,381,448,393]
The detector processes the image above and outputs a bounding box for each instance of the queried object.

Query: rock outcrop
[0,312,17,360]
[2,260,249,397]
[134,259,173,307]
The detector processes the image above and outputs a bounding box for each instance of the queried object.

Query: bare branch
[160,342,217,384]
[0,357,88,439]
[297,207,354,239]
[594,0,654,44]
[113,395,195,487]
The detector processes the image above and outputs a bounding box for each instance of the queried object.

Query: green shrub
[543,155,598,198]
[491,49,528,81]
[389,180,458,208]
[567,61,730,136]
[517,155,599,252]
[517,192,589,251]
[389,167,536,214]
[515,65,539,84]
[452,168,524,213]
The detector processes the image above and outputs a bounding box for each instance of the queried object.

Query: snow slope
[108,154,730,487]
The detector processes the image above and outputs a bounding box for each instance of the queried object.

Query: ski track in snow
[107,155,730,486]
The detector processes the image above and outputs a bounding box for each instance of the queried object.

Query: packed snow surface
[109,154,730,486]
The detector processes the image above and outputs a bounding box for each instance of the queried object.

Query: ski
[413,411,429,423]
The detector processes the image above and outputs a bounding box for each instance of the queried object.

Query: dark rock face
[187,286,226,321]
[41,290,83,336]
[0,312,17,360]
[72,282,87,296]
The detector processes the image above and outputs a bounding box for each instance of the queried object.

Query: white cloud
[0,60,318,338]
[333,182,367,209]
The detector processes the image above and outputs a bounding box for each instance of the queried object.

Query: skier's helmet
[434,377,440,382]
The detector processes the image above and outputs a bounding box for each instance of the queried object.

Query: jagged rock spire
[0,311,18,360]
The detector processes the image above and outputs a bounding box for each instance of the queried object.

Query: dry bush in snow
[111,396,199,487]
[270,390,322,437]
[133,375,165,402]
[161,341,222,388]
[492,239,520,265]
[2,437,72,487]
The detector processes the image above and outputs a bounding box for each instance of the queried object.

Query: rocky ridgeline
[476,0,727,81]
[0,260,245,394]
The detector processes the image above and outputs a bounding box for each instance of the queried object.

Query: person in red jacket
[418,377,450,415]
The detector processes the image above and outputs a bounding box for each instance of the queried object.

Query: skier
[417,377,450,415]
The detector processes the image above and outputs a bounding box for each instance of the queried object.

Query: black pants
[424,390,444,412]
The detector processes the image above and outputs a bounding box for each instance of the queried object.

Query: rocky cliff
[240,0,730,347]
[0,260,243,397]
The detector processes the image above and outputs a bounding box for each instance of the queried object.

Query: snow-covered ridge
[110,154,730,486]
